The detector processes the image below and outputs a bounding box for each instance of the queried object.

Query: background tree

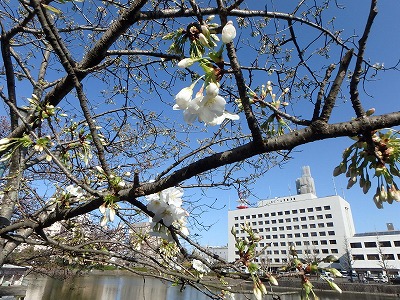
[1,0,400,298]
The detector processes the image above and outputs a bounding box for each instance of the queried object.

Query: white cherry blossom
[222,20,236,44]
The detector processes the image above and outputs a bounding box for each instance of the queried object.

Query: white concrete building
[227,167,355,269]
[348,229,400,275]
[228,193,355,268]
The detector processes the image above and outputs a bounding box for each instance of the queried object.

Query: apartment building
[227,167,356,269]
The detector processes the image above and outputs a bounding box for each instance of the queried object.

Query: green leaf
[41,4,62,14]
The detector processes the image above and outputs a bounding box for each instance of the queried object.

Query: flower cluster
[170,20,240,126]
[239,81,290,137]
[192,259,210,278]
[146,186,189,239]
[333,129,400,208]
[174,81,239,126]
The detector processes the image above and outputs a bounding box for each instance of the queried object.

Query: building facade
[228,192,355,268]
[348,230,400,275]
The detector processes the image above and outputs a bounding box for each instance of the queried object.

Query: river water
[24,274,397,300]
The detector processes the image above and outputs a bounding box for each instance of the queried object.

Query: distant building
[196,246,228,263]
[228,192,355,268]
[348,231,400,275]
[227,166,400,275]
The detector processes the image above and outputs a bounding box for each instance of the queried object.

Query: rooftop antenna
[332,177,338,195]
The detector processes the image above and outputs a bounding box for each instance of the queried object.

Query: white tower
[296,166,316,195]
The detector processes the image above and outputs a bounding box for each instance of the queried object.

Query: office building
[228,167,355,269]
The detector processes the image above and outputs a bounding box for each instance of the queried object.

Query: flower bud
[178,58,196,68]
[222,20,236,44]
[198,33,209,47]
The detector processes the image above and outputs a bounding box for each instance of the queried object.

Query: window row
[234,230,336,238]
[258,239,337,248]
[352,253,400,261]
[350,240,400,249]
[234,212,333,221]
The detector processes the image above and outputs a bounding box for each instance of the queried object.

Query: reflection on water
[24,274,397,300]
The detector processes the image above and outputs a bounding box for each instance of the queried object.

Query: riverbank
[271,277,400,298]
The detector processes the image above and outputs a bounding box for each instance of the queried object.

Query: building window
[319,232,326,236]
[317,215,323,219]
[279,219,284,223]
[302,224,308,229]
[273,242,278,247]
[308,216,315,220]
[293,217,299,222]
[295,233,300,237]
[328,231,335,236]
[325,214,332,219]
[320,240,328,245]
[259,228,264,232]
[258,214,263,218]
[301,217,307,221]
[295,241,301,246]
[272,219,277,224]
[394,241,400,247]
[311,232,317,237]
[331,249,338,254]
[274,258,280,263]
[294,225,300,230]
[281,242,286,246]
[271,212,276,216]
[379,241,391,247]
[252,222,257,226]
[274,250,279,255]
[304,241,310,245]
[310,224,316,228]
[312,241,318,245]
[318,223,325,228]
[287,234,293,238]
[286,226,292,230]
[292,209,298,214]
[303,233,309,237]
[324,205,331,210]
[264,213,269,217]
[278,211,283,216]
[281,250,287,255]
[273,235,278,239]
[316,207,322,211]
[234,217,238,220]
[279,234,285,238]
[367,254,380,260]
[258,221,263,225]
[384,254,395,260]
[353,254,364,260]
[252,214,256,218]
[326,222,334,227]
[329,240,337,244]
[279,226,284,231]
[285,218,291,222]
[260,243,265,247]
[299,209,305,213]
[240,216,244,220]
[285,210,290,215]
[350,242,362,248]
[272,227,277,231]
[313,249,320,254]
[364,242,377,248]
[322,249,329,254]
[265,220,270,224]
[282,258,288,263]
[307,208,313,212]
[266,235,271,239]
[246,215,250,219]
